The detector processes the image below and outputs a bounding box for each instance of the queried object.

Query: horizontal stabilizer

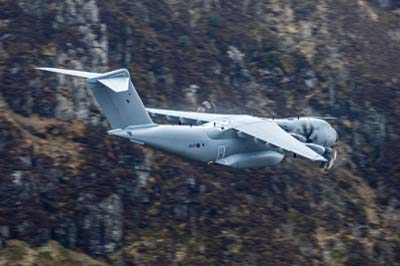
[98,77,128,92]
[36,67,101,79]
[94,70,131,93]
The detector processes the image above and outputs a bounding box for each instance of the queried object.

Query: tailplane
[37,67,154,129]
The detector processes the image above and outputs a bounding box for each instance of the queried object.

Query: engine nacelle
[276,118,338,147]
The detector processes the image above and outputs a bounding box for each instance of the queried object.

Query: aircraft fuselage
[115,123,285,168]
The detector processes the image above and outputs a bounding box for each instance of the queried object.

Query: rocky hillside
[1,0,400,265]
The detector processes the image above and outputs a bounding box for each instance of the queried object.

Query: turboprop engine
[276,118,338,147]
[276,117,338,170]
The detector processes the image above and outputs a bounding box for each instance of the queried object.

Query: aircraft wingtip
[311,154,327,162]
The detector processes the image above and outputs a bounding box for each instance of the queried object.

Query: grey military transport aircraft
[38,68,338,170]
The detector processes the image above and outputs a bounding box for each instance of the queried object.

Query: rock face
[1,0,400,265]
[2,0,108,124]
[73,193,123,255]
[52,0,108,124]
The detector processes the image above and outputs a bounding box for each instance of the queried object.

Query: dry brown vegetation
[0,0,400,265]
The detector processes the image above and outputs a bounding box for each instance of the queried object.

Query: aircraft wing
[146,108,326,162]
[233,117,327,162]
[146,108,232,123]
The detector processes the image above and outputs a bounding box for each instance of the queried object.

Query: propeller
[303,120,315,143]
[197,101,216,113]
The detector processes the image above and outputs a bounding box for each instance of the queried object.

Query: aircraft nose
[333,128,339,143]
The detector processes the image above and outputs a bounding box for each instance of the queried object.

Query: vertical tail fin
[37,67,154,129]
